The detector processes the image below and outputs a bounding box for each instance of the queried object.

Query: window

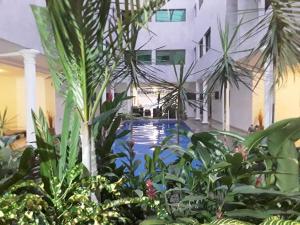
[205,28,211,52]
[156,9,186,22]
[199,38,203,57]
[265,0,271,11]
[199,0,204,10]
[137,50,152,64]
[121,10,151,23]
[194,4,197,17]
[194,47,197,60]
[156,50,185,65]
[125,50,152,65]
[187,93,196,100]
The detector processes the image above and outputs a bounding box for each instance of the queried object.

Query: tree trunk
[80,122,96,175]
[222,81,230,131]
[177,96,181,144]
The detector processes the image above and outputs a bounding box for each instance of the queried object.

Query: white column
[20,49,39,145]
[133,86,138,106]
[195,81,201,120]
[264,62,275,128]
[127,85,132,114]
[202,80,209,124]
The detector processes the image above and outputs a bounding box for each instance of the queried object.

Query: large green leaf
[245,118,300,192]
[0,147,35,193]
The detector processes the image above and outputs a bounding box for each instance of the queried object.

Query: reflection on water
[113,120,191,173]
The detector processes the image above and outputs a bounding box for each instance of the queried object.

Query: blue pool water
[113,120,191,174]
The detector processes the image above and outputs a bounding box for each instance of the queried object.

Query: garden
[1,0,300,224]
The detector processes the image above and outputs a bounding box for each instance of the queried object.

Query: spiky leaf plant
[204,20,252,131]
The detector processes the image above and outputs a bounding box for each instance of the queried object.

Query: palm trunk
[177,96,181,144]
[80,122,96,175]
[222,81,230,131]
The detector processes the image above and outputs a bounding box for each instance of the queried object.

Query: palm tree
[159,61,201,143]
[244,0,300,127]
[32,0,165,173]
[204,20,252,131]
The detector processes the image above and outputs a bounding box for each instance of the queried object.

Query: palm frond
[205,19,253,95]
[242,0,300,85]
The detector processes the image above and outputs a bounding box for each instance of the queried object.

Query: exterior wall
[0,0,46,51]
[275,69,300,121]
[192,0,265,130]
[0,69,55,130]
[137,0,196,82]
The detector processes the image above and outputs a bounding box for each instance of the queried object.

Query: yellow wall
[0,75,18,129]
[252,69,300,126]
[275,71,300,121]
[0,66,56,131]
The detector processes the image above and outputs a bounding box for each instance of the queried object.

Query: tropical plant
[158,62,201,142]
[0,101,151,224]
[32,0,166,174]
[93,91,132,177]
[244,117,300,192]
[0,166,149,225]
[204,20,252,131]
[243,0,300,127]
[139,116,300,224]
[0,107,15,136]
[0,136,22,180]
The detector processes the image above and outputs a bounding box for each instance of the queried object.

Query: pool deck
[185,118,247,135]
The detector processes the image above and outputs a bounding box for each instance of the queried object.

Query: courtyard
[0,0,300,224]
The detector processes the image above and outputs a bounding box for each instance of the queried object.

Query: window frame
[155,9,186,22]
[205,28,211,52]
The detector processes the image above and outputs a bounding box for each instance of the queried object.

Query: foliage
[32,0,166,173]
[159,62,200,120]
[139,117,300,224]
[93,91,131,177]
[0,136,22,180]
[244,117,300,192]
[244,0,300,84]
[0,107,15,136]
[0,165,149,225]
[204,20,252,131]
[0,102,150,224]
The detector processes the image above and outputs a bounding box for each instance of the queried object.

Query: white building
[116,0,300,132]
[0,0,299,142]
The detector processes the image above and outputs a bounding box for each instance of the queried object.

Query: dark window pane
[265,0,271,11]
[199,39,203,57]
[205,28,211,52]
[137,50,152,64]
[187,93,196,100]
[199,0,204,10]
[156,50,185,65]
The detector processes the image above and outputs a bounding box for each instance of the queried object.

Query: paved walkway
[185,119,247,136]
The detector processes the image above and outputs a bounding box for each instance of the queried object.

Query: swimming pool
[113,120,191,174]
